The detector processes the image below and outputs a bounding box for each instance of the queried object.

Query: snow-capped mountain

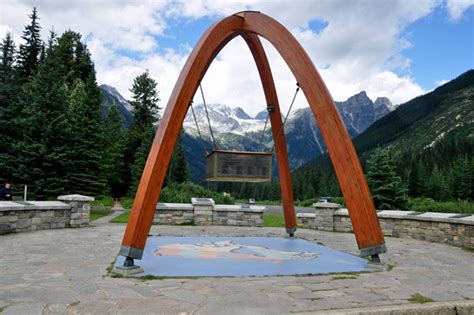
[183,103,267,137]
[99,84,393,181]
[100,84,133,112]
[181,92,393,176]
[99,84,134,127]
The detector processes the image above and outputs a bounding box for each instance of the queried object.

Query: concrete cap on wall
[191,198,215,206]
[57,194,95,202]
[313,202,342,209]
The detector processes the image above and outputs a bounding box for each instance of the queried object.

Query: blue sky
[1,0,473,115]
[400,4,474,90]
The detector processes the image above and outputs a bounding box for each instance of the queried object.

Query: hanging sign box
[206,150,273,182]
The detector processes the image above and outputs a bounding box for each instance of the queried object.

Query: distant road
[264,205,314,214]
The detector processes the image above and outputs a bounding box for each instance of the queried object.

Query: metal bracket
[114,257,144,276]
[267,104,275,113]
[286,227,297,237]
[360,244,387,265]
[119,245,144,260]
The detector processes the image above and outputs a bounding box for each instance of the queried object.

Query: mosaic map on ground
[115,236,371,277]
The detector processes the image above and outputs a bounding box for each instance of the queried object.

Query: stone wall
[297,204,474,249]
[0,195,94,234]
[153,203,194,225]
[214,205,264,227]
[153,199,264,227]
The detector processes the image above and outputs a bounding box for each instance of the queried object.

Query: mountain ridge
[99,85,394,182]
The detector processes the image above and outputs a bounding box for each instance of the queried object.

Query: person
[0,183,12,200]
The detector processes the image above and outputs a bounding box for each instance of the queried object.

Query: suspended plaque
[206,150,272,182]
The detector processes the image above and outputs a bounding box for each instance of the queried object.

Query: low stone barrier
[153,203,194,225]
[0,194,94,234]
[153,198,264,227]
[297,202,474,249]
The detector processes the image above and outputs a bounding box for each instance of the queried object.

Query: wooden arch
[119,11,386,263]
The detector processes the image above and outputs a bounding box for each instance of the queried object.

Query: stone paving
[0,212,473,314]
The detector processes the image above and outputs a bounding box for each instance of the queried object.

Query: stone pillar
[57,194,94,227]
[191,198,214,225]
[313,202,341,231]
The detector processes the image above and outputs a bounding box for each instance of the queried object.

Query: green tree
[12,46,70,199]
[16,7,43,79]
[55,30,95,85]
[64,79,107,196]
[450,157,472,200]
[126,71,161,194]
[408,160,426,197]
[166,130,190,184]
[0,32,19,183]
[366,148,407,209]
[129,127,154,195]
[102,103,127,197]
[129,70,160,129]
[426,166,450,201]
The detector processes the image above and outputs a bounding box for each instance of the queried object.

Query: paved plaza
[0,213,473,314]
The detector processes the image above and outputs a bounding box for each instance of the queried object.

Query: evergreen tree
[129,70,160,131]
[166,130,190,184]
[0,32,15,81]
[426,166,450,201]
[408,160,426,197]
[0,32,18,183]
[126,71,161,194]
[366,148,407,209]
[102,104,127,197]
[16,7,43,79]
[64,79,107,196]
[450,157,472,200]
[55,30,95,85]
[12,45,70,199]
[129,127,155,195]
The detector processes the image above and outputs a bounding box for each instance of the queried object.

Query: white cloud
[0,0,471,116]
[446,0,474,20]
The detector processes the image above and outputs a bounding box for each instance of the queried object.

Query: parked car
[247,198,256,205]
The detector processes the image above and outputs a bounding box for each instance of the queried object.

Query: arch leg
[242,33,297,236]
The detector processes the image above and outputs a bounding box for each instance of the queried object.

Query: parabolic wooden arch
[119,11,387,264]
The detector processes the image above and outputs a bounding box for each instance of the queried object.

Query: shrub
[407,197,474,214]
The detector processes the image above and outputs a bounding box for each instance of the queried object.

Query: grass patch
[409,293,434,304]
[179,220,195,226]
[0,306,8,313]
[263,213,285,227]
[139,275,168,281]
[386,263,395,271]
[331,275,358,280]
[120,197,134,210]
[109,211,130,223]
[90,210,113,221]
[91,196,114,208]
